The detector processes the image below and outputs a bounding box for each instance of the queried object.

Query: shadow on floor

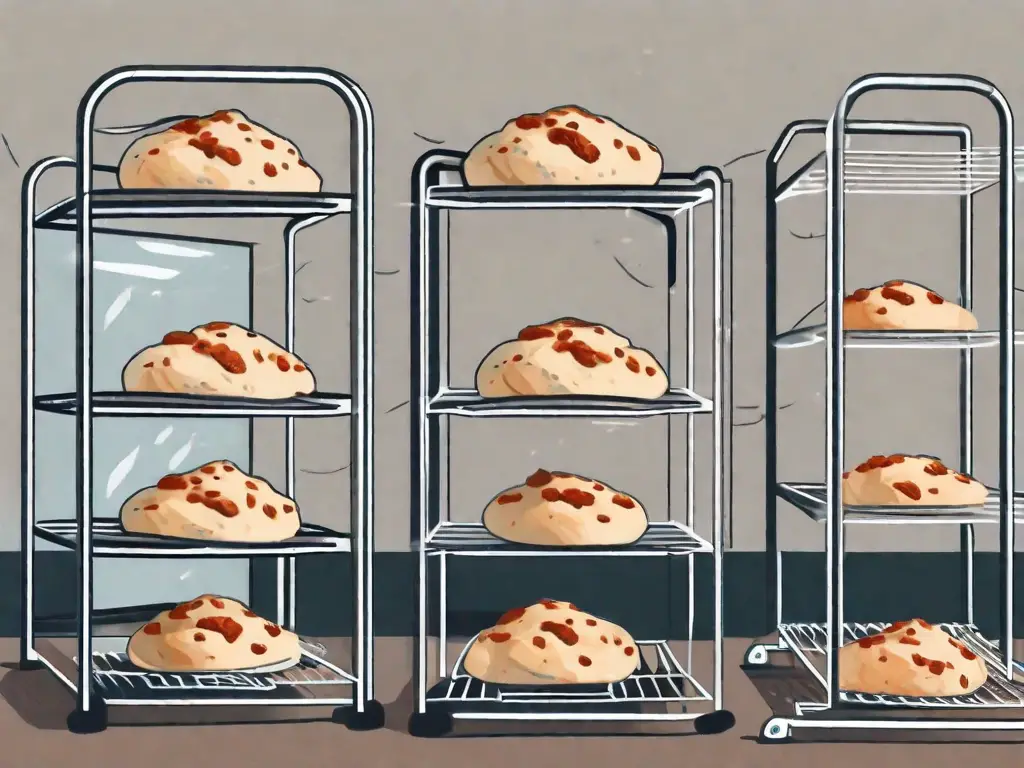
[0,640,348,730]
[383,676,705,739]
[741,640,1024,745]
[0,660,73,730]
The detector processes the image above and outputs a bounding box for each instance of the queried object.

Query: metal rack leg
[69,117,107,735]
[764,146,782,644]
[275,558,296,631]
[692,168,736,736]
[280,215,325,632]
[684,208,695,676]
[958,129,977,627]
[438,553,448,676]
[19,159,67,672]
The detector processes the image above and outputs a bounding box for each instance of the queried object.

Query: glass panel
[33,227,252,609]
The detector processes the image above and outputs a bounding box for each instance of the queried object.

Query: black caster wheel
[66,699,108,734]
[408,709,453,738]
[695,709,736,735]
[17,659,44,671]
[332,699,386,731]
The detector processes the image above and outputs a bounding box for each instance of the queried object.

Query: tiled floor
[1,638,1023,768]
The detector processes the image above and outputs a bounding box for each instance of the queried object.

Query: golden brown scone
[462,106,663,186]
[841,454,988,507]
[462,599,639,685]
[843,281,978,331]
[839,619,987,697]
[117,110,322,192]
[122,322,315,399]
[475,318,668,399]
[482,469,648,546]
[127,595,301,673]
[120,460,300,543]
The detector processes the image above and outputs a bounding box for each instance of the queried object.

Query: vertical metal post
[20,158,73,666]
[75,93,98,717]
[957,128,976,626]
[698,168,726,711]
[824,111,848,712]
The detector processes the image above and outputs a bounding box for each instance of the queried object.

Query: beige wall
[1,0,1023,553]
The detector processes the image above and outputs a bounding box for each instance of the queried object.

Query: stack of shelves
[408,148,734,737]
[750,73,1023,741]
[21,66,381,733]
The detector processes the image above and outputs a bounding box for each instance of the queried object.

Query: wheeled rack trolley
[749,73,1023,741]
[20,65,382,733]
[408,147,735,737]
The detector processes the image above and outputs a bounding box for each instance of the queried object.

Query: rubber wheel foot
[66,700,108,734]
[333,700,386,731]
[695,709,736,735]
[17,659,44,671]
[408,709,454,738]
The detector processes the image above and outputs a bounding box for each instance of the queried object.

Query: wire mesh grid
[428,640,711,706]
[779,622,1024,708]
[424,522,713,556]
[776,482,1024,525]
[80,641,356,700]
[779,147,1024,199]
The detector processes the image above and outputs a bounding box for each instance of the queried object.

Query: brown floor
[2,637,1024,768]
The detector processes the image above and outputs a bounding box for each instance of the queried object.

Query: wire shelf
[36,190,353,225]
[423,521,712,557]
[779,622,1024,709]
[777,482,1024,525]
[776,147,1024,201]
[78,642,356,702]
[775,326,1024,351]
[427,640,711,707]
[427,388,713,418]
[425,183,712,212]
[35,519,351,557]
[34,391,352,418]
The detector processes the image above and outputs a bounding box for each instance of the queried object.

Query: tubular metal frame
[20,65,378,730]
[753,73,1018,740]
[409,148,733,736]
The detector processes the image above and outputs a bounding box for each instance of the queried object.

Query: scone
[475,318,668,399]
[127,594,302,673]
[122,322,315,399]
[839,619,988,697]
[463,106,663,186]
[842,454,988,507]
[482,469,648,547]
[120,460,300,543]
[118,110,322,192]
[843,281,978,331]
[463,599,640,685]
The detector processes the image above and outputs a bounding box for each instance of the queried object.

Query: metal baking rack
[20,65,381,733]
[409,147,734,737]
[749,73,1021,741]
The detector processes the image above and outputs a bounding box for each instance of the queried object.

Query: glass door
[33,226,252,613]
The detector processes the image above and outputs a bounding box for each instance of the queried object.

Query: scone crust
[127,594,302,673]
[120,460,301,543]
[462,599,639,685]
[843,281,978,331]
[482,469,648,546]
[118,109,322,192]
[841,454,988,507]
[475,318,668,399]
[839,618,988,697]
[122,321,315,399]
[463,105,662,187]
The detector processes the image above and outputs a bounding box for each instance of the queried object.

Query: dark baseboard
[9,551,1021,640]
